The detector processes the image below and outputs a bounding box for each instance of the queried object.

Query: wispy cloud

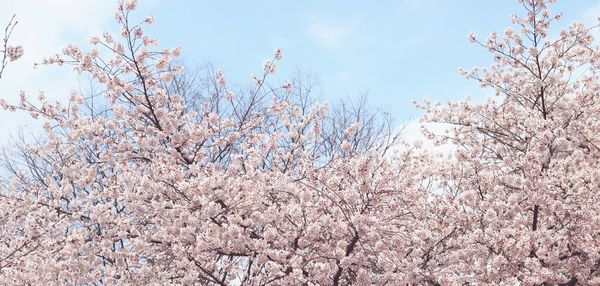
[401,0,431,11]
[581,2,600,26]
[307,21,352,49]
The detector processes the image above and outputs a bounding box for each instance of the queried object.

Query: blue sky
[0,0,598,141]
[141,0,600,121]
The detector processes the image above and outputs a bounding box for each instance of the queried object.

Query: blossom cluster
[5,45,23,61]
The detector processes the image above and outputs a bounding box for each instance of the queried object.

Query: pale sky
[0,0,598,144]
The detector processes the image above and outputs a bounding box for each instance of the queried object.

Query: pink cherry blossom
[5,45,23,61]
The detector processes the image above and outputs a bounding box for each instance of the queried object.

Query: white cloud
[396,86,497,156]
[307,22,352,49]
[0,0,117,143]
[398,118,455,155]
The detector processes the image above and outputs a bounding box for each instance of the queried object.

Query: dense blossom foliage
[0,0,599,285]
[0,1,437,285]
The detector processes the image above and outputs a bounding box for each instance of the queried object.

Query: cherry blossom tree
[0,1,438,285]
[420,0,600,284]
